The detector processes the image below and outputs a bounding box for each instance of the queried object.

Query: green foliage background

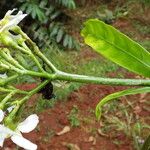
[0,0,80,50]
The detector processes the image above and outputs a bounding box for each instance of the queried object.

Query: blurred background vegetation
[0,1,150,149]
[0,0,80,50]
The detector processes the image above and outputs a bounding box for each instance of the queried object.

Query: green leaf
[68,36,73,49]
[39,0,48,8]
[50,11,61,20]
[95,87,150,120]
[56,28,64,43]
[31,8,36,19]
[68,1,76,9]
[50,25,59,37]
[63,34,69,47]
[20,3,28,11]
[36,7,46,22]
[46,6,55,16]
[26,4,32,14]
[73,40,80,50]
[81,19,150,77]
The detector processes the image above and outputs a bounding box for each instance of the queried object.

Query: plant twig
[55,71,150,86]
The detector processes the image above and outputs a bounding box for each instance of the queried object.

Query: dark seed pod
[38,77,55,100]
[38,59,55,100]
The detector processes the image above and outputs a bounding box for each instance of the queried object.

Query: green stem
[3,68,150,87]
[0,49,25,70]
[19,80,49,104]
[0,87,28,94]
[30,53,45,72]
[0,75,18,86]
[33,46,58,72]
[25,69,150,86]
[55,71,150,86]
[0,91,16,109]
[15,27,58,73]
[26,70,56,79]
[0,59,26,74]
[9,43,45,73]
[15,46,45,72]
[23,70,150,86]
[21,42,45,72]
[29,80,49,95]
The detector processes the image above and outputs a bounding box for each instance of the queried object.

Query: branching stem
[19,80,50,105]
[0,75,18,86]
[25,70,150,86]
[55,71,150,86]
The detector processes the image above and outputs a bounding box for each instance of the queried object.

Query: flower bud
[4,115,18,130]
[3,105,21,130]
[0,32,18,48]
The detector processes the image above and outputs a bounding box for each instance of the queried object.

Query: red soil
[3,83,141,150]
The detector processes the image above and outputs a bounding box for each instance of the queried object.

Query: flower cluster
[0,9,40,149]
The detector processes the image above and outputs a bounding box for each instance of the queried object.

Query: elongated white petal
[0,9,27,32]
[0,136,5,147]
[0,110,4,122]
[0,124,13,147]
[0,124,10,147]
[7,11,27,28]
[18,114,39,133]
[0,124,14,135]
[11,135,37,150]
[0,124,21,147]
[5,9,17,16]
[0,126,10,147]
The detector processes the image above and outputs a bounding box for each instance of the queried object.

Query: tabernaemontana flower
[0,9,27,33]
[0,110,39,150]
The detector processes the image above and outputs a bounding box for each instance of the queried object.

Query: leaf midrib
[87,32,150,70]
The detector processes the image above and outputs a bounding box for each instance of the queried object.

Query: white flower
[0,124,14,147]
[0,9,27,33]
[0,110,4,122]
[0,110,39,150]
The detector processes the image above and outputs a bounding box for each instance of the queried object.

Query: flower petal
[5,9,17,16]
[0,136,5,147]
[0,125,10,147]
[18,114,39,133]
[0,127,10,147]
[0,124,14,135]
[11,135,37,150]
[0,9,27,32]
[0,110,4,122]
[0,124,14,147]
[0,124,22,148]
[8,10,27,28]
